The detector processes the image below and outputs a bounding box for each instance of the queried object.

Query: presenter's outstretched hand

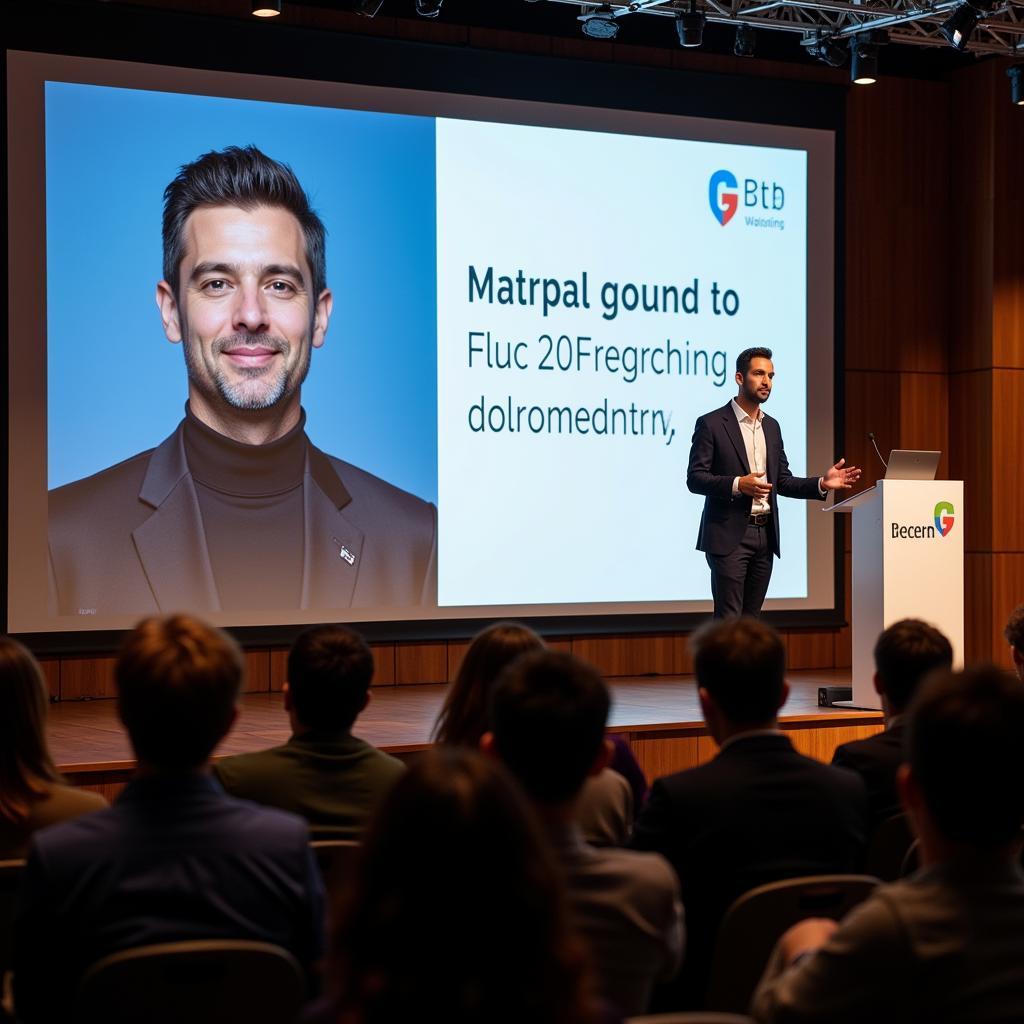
[739,472,773,499]
[821,458,862,491]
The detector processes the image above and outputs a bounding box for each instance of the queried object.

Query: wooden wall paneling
[949,62,995,374]
[395,642,448,685]
[629,732,705,782]
[446,640,470,683]
[948,369,993,553]
[834,550,853,669]
[784,721,884,763]
[845,79,951,374]
[844,370,900,495]
[372,644,397,687]
[269,649,287,692]
[243,649,270,694]
[964,553,994,665]
[39,657,60,701]
[899,372,950,481]
[59,655,117,700]
[673,634,695,676]
[991,371,1024,550]
[987,554,1024,669]
[785,631,835,670]
[571,635,678,677]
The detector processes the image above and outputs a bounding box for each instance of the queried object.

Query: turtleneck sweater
[183,404,305,609]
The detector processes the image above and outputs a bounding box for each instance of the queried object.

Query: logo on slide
[933,501,955,538]
[709,169,739,226]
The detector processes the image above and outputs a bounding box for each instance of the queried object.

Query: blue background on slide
[45,82,438,503]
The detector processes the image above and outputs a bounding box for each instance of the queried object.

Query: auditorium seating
[627,1015,754,1023]
[73,939,304,1024]
[863,812,915,882]
[704,874,880,1013]
[310,838,361,896]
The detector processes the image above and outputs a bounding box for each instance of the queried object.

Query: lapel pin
[332,537,356,566]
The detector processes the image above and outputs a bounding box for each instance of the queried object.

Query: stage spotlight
[415,0,443,17]
[804,33,846,68]
[734,23,756,57]
[1008,64,1024,105]
[251,0,281,16]
[676,0,706,48]
[939,3,981,49]
[850,31,885,84]
[579,4,620,39]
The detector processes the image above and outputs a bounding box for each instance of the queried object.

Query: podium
[829,479,964,709]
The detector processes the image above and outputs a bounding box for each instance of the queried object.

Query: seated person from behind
[0,636,106,859]
[831,618,952,831]
[753,666,1024,1023]
[632,617,866,1010]
[483,650,684,1017]
[214,624,404,837]
[13,615,324,1023]
[435,621,636,847]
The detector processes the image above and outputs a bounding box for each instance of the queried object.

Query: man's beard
[743,381,769,405]
[184,332,311,411]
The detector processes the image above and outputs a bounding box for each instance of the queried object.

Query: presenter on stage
[687,347,860,619]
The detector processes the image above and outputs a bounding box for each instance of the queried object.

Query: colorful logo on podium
[709,169,739,226]
[933,501,955,538]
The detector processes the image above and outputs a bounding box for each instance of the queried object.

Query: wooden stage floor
[50,670,885,798]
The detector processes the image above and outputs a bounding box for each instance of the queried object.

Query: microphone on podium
[867,432,888,472]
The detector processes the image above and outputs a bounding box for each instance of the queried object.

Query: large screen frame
[3,3,846,652]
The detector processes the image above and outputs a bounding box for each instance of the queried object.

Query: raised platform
[50,671,884,799]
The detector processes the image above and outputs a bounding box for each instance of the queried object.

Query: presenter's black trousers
[706,520,773,619]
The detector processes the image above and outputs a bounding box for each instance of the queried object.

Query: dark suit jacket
[832,720,906,832]
[48,419,437,616]
[13,774,325,1023]
[213,731,405,839]
[632,733,867,1009]
[686,402,824,557]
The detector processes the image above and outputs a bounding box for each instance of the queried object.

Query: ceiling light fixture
[250,0,281,15]
[676,0,706,48]
[1009,64,1024,105]
[734,22,756,57]
[579,4,620,39]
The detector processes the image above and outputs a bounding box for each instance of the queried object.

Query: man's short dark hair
[162,144,327,299]
[287,625,375,733]
[907,665,1024,847]
[1003,605,1024,653]
[873,619,953,713]
[489,651,610,805]
[691,617,786,725]
[736,347,773,376]
[116,614,243,770]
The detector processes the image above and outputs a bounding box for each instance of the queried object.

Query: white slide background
[436,118,808,607]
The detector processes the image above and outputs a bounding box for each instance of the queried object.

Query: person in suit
[1004,604,1024,681]
[686,347,860,618]
[13,614,325,1023]
[752,666,1024,1023]
[632,617,867,1010]
[831,619,952,831]
[48,145,436,618]
[0,636,106,859]
[484,649,684,1017]
[214,624,404,838]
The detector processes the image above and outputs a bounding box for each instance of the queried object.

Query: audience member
[485,650,684,1016]
[832,618,953,830]
[0,637,106,859]
[752,665,1024,1023]
[13,615,325,1022]
[434,621,639,846]
[310,747,605,1024]
[214,625,404,837]
[632,617,866,1009]
[1004,604,1024,681]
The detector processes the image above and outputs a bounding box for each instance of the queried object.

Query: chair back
[311,839,361,896]
[705,874,880,1013]
[0,860,25,983]
[627,1015,754,1023]
[74,939,304,1024]
[864,813,914,882]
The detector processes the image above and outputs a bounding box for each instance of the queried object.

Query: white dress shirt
[730,398,771,514]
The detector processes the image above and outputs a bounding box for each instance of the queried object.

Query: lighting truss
[553,0,1024,55]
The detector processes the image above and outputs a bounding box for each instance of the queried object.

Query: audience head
[116,614,244,771]
[486,650,611,807]
[902,665,1024,853]
[873,618,953,715]
[691,617,788,735]
[328,747,595,1024]
[1003,605,1024,681]
[433,621,544,747]
[0,637,60,824]
[285,625,374,734]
